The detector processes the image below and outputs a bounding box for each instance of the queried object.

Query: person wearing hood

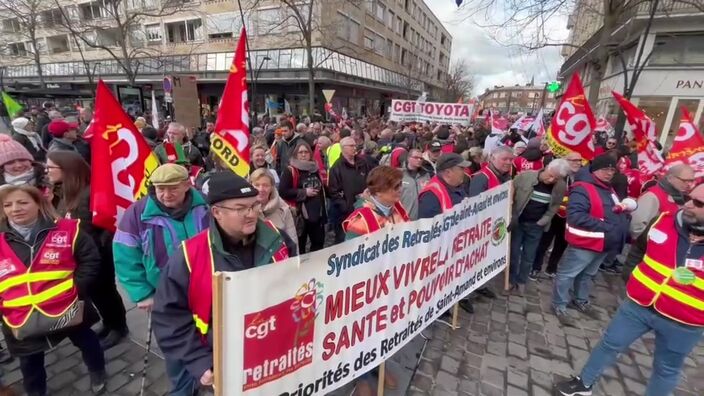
[274,120,301,174]
[551,154,630,327]
[10,117,45,162]
[513,137,544,174]
[251,168,297,250]
[0,135,49,191]
[279,141,327,253]
[621,164,695,282]
[401,148,431,220]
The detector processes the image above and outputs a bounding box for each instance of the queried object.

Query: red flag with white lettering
[546,73,596,160]
[612,91,664,176]
[211,27,250,177]
[666,107,704,178]
[90,80,160,232]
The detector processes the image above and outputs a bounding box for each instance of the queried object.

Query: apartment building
[478,83,558,115]
[558,0,704,149]
[0,0,452,118]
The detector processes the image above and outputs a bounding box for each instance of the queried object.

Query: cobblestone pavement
[2,268,703,395]
[408,272,704,396]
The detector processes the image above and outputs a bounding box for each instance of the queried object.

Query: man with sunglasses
[556,183,704,396]
[152,172,297,395]
[621,164,695,281]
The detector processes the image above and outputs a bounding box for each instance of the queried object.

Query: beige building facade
[478,83,558,115]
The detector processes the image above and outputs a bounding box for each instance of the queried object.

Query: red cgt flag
[666,107,704,178]
[211,27,250,177]
[90,80,160,232]
[612,91,664,176]
[546,73,596,160]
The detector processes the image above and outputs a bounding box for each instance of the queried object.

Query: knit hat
[11,117,30,130]
[207,172,258,205]
[48,119,78,138]
[590,154,617,172]
[0,135,33,166]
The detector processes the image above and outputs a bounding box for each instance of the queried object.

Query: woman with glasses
[342,165,409,395]
[46,151,129,350]
[279,141,327,253]
[251,168,297,250]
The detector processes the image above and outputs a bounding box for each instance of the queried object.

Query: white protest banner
[389,99,474,125]
[214,184,511,395]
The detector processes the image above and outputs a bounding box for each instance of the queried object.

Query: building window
[387,10,394,29]
[376,2,385,21]
[2,18,20,33]
[165,19,203,43]
[144,24,162,42]
[8,42,27,56]
[364,30,374,50]
[650,33,704,66]
[206,12,239,39]
[41,9,64,28]
[365,0,374,14]
[337,12,359,44]
[500,92,506,98]
[395,16,402,34]
[127,0,157,9]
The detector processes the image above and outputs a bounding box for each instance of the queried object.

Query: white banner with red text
[389,99,475,125]
[216,184,510,395]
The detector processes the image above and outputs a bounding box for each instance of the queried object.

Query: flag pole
[236,0,255,125]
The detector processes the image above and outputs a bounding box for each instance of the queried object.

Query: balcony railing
[3,46,424,91]
[636,0,704,14]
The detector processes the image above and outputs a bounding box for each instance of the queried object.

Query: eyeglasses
[215,202,261,216]
[675,175,696,185]
[45,165,61,170]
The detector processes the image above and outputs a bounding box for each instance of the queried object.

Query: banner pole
[504,183,514,291]
[213,272,224,396]
[451,304,459,329]
[377,362,385,396]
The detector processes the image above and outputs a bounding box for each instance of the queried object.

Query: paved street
[2,268,703,395]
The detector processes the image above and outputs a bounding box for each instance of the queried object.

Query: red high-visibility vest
[475,165,501,190]
[647,184,679,214]
[183,221,289,338]
[420,176,453,211]
[0,219,80,329]
[564,181,608,252]
[626,212,704,326]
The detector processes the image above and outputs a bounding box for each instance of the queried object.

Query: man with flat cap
[152,172,298,394]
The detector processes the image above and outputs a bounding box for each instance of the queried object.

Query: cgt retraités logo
[242,279,323,391]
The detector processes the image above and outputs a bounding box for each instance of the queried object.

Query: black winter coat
[327,155,374,217]
[11,132,46,162]
[0,217,101,357]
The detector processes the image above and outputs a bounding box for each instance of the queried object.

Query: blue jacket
[567,168,630,254]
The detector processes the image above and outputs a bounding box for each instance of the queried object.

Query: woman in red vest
[47,150,129,350]
[0,185,105,396]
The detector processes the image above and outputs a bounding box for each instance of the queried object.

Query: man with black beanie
[152,172,297,393]
[551,154,631,327]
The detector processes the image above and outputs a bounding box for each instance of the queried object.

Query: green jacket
[113,190,209,303]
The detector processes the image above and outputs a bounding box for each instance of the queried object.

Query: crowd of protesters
[0,99,701,396]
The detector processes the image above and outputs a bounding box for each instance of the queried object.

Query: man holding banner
[152,172,297,393]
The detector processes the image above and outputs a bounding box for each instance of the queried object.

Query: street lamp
[251,56,271,124]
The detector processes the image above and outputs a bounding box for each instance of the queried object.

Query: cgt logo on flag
[242,283,319,391]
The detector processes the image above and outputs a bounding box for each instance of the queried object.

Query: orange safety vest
[420,176,453,211]
[626,212,704,327]
[564,181,608,252]
[0,219,80,329]
[342,202,410,235]
[183,221,289,338]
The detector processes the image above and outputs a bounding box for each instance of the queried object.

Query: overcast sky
[424,1,570,97]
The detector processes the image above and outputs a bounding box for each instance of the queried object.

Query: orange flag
[90,80,160,231]
[666,107,704,178]
[211,27,250,177]
[546,73,596,160]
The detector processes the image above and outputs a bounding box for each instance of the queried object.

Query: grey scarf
[10,220,37,241]
[289,159,318,173]
[4,169,36,186]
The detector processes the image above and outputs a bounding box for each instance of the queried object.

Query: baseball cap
[207,171,259,205]
[47,119,78,138]
[436,153,472,171]
[150,164,189,186]
[590,154,617,172]
[429,140,442,152]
